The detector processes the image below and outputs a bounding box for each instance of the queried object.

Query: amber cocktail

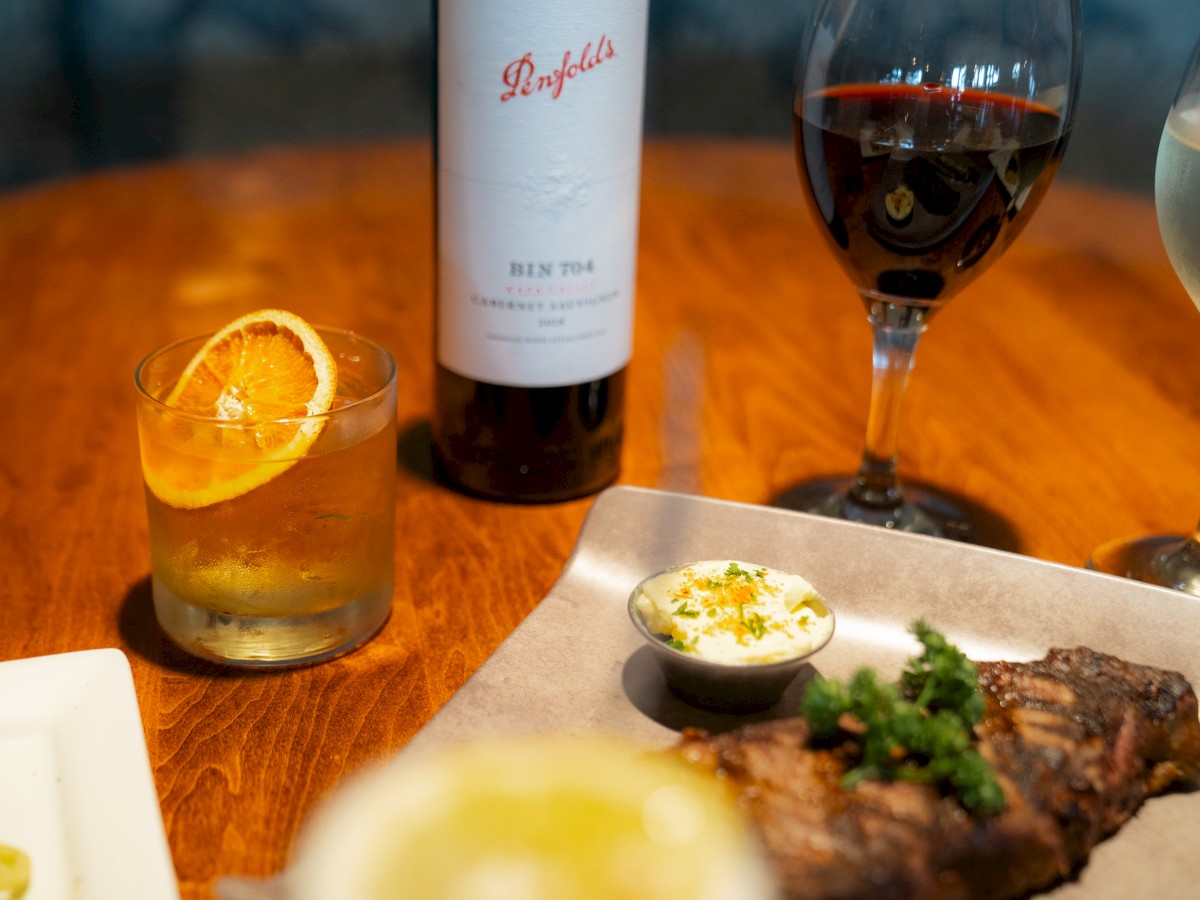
[135,312,397,666]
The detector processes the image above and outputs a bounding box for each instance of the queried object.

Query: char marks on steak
[675,647,1200,900]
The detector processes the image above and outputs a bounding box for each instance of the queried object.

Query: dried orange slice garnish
[140,309,338,509]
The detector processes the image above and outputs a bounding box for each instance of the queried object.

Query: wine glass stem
[849,298,931,510]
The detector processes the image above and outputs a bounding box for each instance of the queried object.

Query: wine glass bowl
[789,0,1083,540]
[1088,35,1200,593]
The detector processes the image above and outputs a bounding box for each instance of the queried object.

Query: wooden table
[1,139,1197,897]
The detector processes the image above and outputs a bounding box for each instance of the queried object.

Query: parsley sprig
[800,620,1005,814]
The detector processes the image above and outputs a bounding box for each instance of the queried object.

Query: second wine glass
[790,0,1082,539]
[1088,34,1200,593]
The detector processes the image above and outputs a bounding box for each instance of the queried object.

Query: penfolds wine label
[500,35,617,102]
[433,1,648,502]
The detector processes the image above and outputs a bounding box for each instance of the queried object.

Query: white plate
[0,649,179,900]
[406,485,1200,899]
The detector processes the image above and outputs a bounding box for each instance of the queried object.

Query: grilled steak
[675,647,1200,899]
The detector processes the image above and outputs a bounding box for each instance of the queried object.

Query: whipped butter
[634,560,833,665]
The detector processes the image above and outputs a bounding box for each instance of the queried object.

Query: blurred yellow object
[0,845,30,900]
[288,733,776,900]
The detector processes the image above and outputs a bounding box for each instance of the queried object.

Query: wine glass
[789,0,1082,540]
[1088,36,1200,593]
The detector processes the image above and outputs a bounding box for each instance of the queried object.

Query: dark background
[1,0,1197,194]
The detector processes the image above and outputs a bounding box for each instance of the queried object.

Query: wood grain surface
[0,139,1197,897]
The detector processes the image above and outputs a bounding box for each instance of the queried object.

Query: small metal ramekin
[627,565,836,713]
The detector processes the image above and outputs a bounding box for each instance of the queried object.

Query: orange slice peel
[140,309,338,509]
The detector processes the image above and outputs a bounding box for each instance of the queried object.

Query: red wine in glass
[797,84,1066,306]
[787,0,1081,540]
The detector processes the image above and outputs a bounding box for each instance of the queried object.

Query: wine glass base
[777,477,977,543]
[1086,534,1200,594]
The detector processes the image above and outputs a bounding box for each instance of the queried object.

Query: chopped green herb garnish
[672,601,700,619]
[725,562,762,581]
[800,620,1005,815]
[737,604,768,640]
[666,634,698,653]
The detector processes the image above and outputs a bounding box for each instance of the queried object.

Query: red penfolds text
[500,35,616,102]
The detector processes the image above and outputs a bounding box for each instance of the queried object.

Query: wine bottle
[432,0,649,502]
